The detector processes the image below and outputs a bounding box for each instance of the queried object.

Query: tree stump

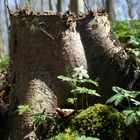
[7,9,140,140]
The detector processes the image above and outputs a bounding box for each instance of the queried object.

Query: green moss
[49,129,100,140]
[70,104,126,140]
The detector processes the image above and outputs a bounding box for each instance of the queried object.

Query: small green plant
[17,99,43,115]
[17,104,32,115]
[106,86,140,126]
[69,104,126,140]
[17,100,54,125]
[33,111,54,125]
[58,66,100,110]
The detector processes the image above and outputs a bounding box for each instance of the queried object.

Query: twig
[4,0,11,15]
[83,0,89,12]
[40,28,55,40]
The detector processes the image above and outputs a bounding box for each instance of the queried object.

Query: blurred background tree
[0,0,140,60]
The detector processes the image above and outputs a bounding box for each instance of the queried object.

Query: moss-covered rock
[70,104,126,140]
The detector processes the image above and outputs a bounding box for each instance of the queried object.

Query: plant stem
[74,94,78,111]
[126,97,132,109]
[82,94,84,110]
[86,94,88,108]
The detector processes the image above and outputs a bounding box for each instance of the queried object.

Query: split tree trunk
[7,10,140,140]
[78,11,140,101]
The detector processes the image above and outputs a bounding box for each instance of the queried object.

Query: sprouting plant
[17,99,43,115]
[106,86,140,126]
[17,100,54,125]
[33,111,54,125]
[17,104,32,115]
[58,66,100,110]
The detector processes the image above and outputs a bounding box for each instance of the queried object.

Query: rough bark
[7,9,140,140]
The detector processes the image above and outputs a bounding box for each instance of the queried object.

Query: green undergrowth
[49,104,126,140]
[111,20,140,57]
[69,104,126,140]
[0,57,9,72]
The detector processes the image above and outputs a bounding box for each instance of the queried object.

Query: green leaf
[106,93,123,105]
[134,115,140,124]
[112,86,138,98]
[132,49,140,57]
[112,86,128,95]
[124,91,138,98]
[71,87,100,97]
[86,89,100,96]
[136,111,140,117]
[48,133,65,140]
[123,109,135,117]
[114,95,124,106]
[112,86,124,94]
[123,109,140,126]
[130,99,140,106]
[125,112,136,126]
[71,87,85,94]
[33,112,54,125]
[57,75,73,82]
[17,104,32,115]
[128,36,140,46]
[67,98,77,105]
[77,79,98,86]
[76,136,100,140]
[107,86,139,106]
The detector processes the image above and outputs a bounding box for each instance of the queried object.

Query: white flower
[72,66,89,79]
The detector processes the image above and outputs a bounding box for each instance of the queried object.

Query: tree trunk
[126,0,133,19]
[70,0,84,14]
[14,0,18,9]
[0,0,4,59]
[57,0,63,12]
[41,0,44,12]
[8,10,87,140]
[48,0,53,11]
[7,9,140,139]
[106,0,115,20]
[78,11,140,101]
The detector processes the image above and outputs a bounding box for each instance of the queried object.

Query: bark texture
[78,11,140,101]
[8,9,140,140]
